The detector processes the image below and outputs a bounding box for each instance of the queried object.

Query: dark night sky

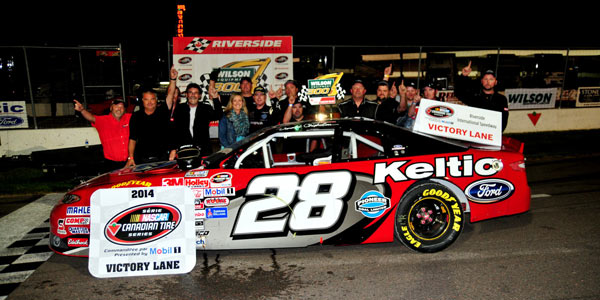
[2,2,597,49]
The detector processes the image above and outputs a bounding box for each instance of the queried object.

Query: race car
[49,118,530,256]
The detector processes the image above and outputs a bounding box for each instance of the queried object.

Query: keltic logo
[426,106,454,118]
[355,191,391,218]
[464,179,514,203]
[104,203,181,246]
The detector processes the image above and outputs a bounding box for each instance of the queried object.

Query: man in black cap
[396,80,421,128]
[338,79,378,118]
[455,61,509,132]
[423,81,439,101]
[249,85,279,132]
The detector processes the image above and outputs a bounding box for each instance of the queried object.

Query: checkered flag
[299,85,309,102]
[198,73,212,101]
[256,73,268,90]
[335,83,346,100]
[185,38,211,53]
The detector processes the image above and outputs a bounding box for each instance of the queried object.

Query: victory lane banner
[413,99,502,147]
[89,187,196,278]
[173,36,293,101]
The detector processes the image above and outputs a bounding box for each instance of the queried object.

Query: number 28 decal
[232,171,354,238]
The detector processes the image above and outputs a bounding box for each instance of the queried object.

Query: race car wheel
[395,182,464,253]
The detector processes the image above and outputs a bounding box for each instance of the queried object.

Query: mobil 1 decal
[89,187,196,278]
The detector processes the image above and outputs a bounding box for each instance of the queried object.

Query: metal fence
[2,44,599,129]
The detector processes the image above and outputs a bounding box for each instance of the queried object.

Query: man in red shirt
[74,98,131,171]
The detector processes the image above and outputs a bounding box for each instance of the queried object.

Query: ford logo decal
[464,179,514,203]
[0,116,25,127]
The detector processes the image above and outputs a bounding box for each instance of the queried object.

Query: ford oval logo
[464,179,514,203]
[0,116,25,127]
[426,106,454,118]
[104,203,181,245]
[178,56,192,64]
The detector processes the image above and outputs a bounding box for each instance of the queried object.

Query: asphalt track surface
[1,131,599,299]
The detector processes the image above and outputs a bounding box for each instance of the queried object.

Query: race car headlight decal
[61,193,81,204]
[509,160,526,171]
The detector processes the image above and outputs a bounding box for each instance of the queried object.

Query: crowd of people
[75,62,508,170]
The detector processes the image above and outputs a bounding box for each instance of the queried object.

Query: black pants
[103,158,127,173]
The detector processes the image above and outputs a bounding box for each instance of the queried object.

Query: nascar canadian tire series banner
[172,36,293,101]
[88,187,196,278]
[505,88,558,110]
[413,99,502,147]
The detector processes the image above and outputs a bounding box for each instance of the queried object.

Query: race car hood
[71,161,180,191]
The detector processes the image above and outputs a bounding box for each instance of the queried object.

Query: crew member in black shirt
[338,80,378,118]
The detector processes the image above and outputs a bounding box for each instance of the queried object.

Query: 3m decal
[232,170,353,237]
[464,179,515,203]
[104,203,181,246]
[374,156,500,184]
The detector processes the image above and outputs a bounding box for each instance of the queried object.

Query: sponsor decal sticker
[149,246,182,255]
[111,180,152,189]
[178,56,192,64]
[66,206,91,215]
[355,191,391,218]
[57,219,66,235]
[195,210,206,219]
[464,179,515,203]
[426,106,454,118]
[209,172,232,187]
[104,203,181,246]
[203,187,235,197]
[204,197,229,207]
[65,217,90,225]
[185,170,209,177]
[206,207,228,219]
[68,227,90,234]
[68,238,88,247]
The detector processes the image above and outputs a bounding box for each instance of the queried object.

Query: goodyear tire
[395,182,464,253]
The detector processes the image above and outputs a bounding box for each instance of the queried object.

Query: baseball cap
[377,80,390,88]
[112,98,127,107]
[253,85,266,94]
[482,70,496,78]
[423,81,437,89]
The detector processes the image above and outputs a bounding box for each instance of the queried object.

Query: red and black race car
[49,118,530,256]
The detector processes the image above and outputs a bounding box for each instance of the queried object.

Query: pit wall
[1,108,599,157]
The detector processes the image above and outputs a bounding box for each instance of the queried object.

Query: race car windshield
[203,126,270,168]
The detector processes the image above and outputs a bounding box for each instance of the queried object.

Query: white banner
[0,101,29,129]
[505,88,557,110]
[89,187,196,278]
[414,99,502,147]
[173,36,293,101]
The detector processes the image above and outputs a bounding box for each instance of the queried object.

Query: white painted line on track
[532,194,552,198]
